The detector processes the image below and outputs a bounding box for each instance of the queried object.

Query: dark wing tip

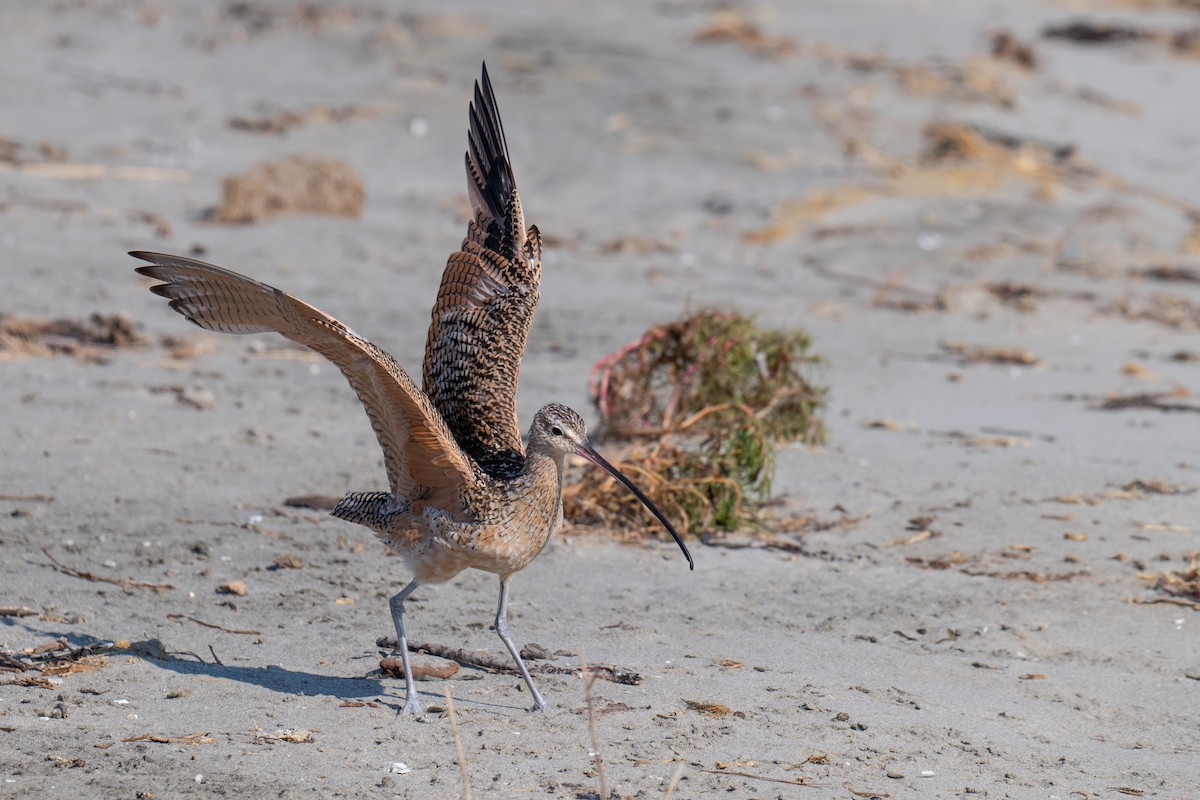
[466,63,516,222]
[132,252,185,284]
[133,252,171,283]
[131,250,184,272]
[469,63,510,162]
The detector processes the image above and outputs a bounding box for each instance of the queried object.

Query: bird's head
[529,403,694,570]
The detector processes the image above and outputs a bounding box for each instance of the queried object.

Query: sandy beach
[2,1,1198,797]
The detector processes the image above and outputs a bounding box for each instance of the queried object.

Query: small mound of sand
[213,154,365,224]
[0,312,145,362]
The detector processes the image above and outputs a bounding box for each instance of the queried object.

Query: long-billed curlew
[132,64,693,715]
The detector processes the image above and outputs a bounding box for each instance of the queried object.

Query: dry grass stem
[444,688,472,800]
[662,763,685,799]
[580,658,609,800]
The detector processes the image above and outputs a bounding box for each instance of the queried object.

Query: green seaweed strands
[564,310,827,536]
[589,310,826,444]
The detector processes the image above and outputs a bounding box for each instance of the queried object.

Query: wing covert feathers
[422,63,541,479]
[131,250,475,503]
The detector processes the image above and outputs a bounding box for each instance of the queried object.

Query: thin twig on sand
[42,548,174,593]
[376,637,643,685]
[703,768,819,787]
[166,614,262,636]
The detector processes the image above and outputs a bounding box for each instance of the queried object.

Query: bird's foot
[528,699,550,713]
[400,695,423,716]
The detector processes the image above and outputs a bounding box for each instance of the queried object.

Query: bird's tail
[331,491,396,532]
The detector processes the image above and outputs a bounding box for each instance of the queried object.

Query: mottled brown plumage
[423,66,542,479]
[132,63,691,716]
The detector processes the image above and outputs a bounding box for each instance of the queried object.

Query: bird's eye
[550,425,564,437]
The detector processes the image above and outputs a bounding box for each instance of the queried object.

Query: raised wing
[132,251,476,506]
[422,63,543,480]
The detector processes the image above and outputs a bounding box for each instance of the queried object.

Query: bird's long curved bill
[576,442,694,571]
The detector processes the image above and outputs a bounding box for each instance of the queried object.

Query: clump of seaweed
[565,405,774,535]
[1142,552,1200,607]
[562,309,826,537]
[590,309,826,442]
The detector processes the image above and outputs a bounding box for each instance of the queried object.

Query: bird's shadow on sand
[133,639,523,714]
[4,621,527,714]
[2,618,388,702]
[129,638,387,700]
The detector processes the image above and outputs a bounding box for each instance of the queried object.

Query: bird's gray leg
[389,579,423,715]
[494,575,548,712]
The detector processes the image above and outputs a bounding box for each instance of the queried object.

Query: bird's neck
[521,447,567,493]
